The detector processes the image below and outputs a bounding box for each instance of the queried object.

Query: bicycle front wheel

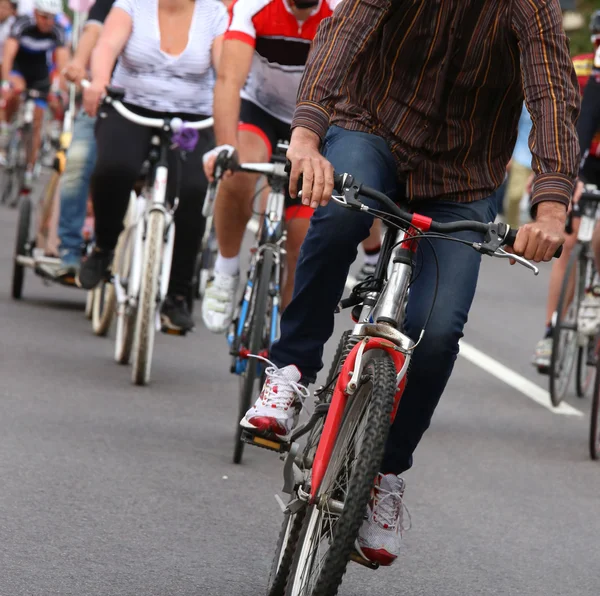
[131,211,164,385]
[233,246,274,464]
[550,245,584,406]
[286,350,397,596]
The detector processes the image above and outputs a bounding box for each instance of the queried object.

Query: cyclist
[0,0,66,187]
[201,0,339,333]
[241,0,575,566]
[55,0,115,277]
[78,0,227,334]
[532,10,600,372]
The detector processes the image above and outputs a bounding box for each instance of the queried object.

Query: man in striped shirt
[242,0,580,564]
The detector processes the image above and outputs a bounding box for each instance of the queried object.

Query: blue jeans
[270,126,498,474]
[58,110,97,262]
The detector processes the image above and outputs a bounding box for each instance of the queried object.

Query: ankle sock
[544,324,552,339]
[215,253,240,276]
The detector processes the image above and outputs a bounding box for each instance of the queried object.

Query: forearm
[513,1,580,210]
[74,23,102,68]
[90,39,119,85]
[2,43,16,82]
[213,78,242,147]
[293,0,389,141]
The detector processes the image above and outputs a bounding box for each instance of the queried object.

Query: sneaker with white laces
[356,474,408,566]
[201,271,239,333]
[532,336,552,373]
[578,289,600,336]
[240,363,309,440]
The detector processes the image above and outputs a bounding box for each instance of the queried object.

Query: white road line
[457,341,584,417]
[245,222,584,417]
[345,273,584,417]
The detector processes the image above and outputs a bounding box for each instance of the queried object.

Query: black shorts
[581,156,600,186]
[239,99,313,221]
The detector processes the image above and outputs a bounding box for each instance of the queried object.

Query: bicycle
[210,145,289,464]
[93,85,214,385]
[255,171,561,596]
[11,89,83,298]
[548,184,600,407]
[0,88,47,208]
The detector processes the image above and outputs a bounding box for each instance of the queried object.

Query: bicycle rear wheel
[550,245,584,406]
[590,356,600,460]
[233,246,274,464]
[92,280,116,337]
[285,350,397,596]
[132,210,164,385]
[11,194,32,299]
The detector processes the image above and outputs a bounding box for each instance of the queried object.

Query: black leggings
[91,104,213,297]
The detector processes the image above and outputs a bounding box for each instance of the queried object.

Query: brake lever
[488,247,539,275]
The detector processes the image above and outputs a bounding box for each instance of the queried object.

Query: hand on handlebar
[287,127,334,209]
[509,201,566,263]
[62,59,87,86]
[202,144,237,182]
[83,79,106,118]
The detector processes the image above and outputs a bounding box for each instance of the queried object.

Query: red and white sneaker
[240,363,309,440]
[356,474,409,566]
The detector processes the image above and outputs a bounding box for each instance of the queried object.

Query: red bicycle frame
[309,336,408,501]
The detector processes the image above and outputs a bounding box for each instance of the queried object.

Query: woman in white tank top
[80,0,227,331]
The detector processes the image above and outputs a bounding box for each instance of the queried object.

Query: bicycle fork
[282,228,418,504]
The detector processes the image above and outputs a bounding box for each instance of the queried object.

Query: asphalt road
[0,199,598,596]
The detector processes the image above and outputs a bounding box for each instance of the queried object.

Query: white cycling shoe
[201,271,239,333]
[356,473,408,566]
[240,363,309,441]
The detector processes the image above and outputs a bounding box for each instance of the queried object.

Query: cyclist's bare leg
[213,129,268,259]
[29,105,44,169]
[543,221,578,328]
[283,216,311,308]
[592,221,600,274]
[2,73,24,124]
[362,218,382,252]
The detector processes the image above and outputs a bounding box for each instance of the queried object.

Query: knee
[413,325,462,367]
[310,201,372,251]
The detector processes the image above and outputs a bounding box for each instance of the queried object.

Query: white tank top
[111,0,228,114]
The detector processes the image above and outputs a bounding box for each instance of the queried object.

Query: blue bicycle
[212,142,289,463]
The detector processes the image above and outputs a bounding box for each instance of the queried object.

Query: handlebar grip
[283,160,349,196]
[504,227,563,259]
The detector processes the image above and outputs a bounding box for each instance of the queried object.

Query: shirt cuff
[291,101,330,143]
[530,172,573,215]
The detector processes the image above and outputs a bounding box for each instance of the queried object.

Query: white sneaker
[356,474,408,566]
[240,363,309,440]
[201,271,239,333]
[578,290,600,336]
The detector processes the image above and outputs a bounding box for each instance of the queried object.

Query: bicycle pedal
[350,551,380,570]
[241,430,290,453]
[161,325,186,336]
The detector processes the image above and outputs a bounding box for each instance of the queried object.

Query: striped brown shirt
[292,0,580,209]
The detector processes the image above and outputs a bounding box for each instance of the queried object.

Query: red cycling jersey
[225,0,338,124]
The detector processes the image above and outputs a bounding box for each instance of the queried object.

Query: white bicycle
[95,86,213,385]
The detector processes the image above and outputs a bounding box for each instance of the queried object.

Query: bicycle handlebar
[332,172,562,259]
[80,81,214,131]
